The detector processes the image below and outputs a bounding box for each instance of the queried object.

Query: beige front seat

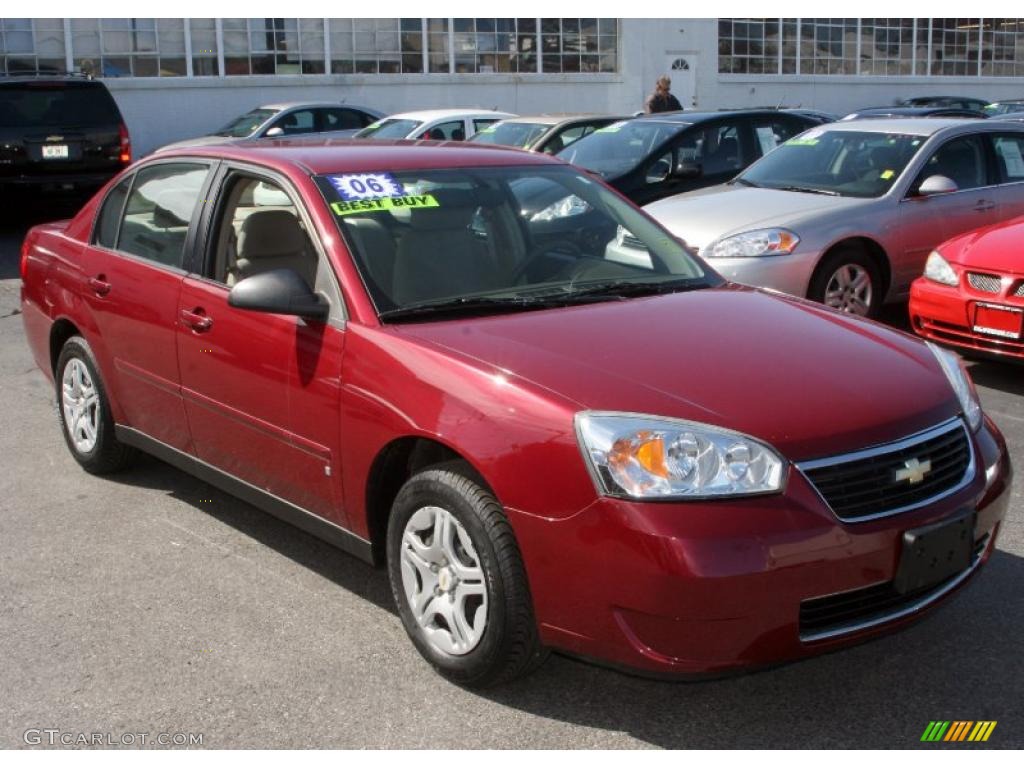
[232,209,318,288]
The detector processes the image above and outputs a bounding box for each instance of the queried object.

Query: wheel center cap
[438,568,454,592]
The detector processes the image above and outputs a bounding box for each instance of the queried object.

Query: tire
[808,246,883,318]
[386,463,547,687]
[55,336,136,474]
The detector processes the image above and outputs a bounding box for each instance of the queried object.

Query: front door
[79,160,212,452]
[176,169,347,524]
[666,54,697,108]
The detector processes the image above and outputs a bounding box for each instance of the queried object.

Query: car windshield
[557,120,687,178]
[469,122,550,148]
[985,102,1024,116]
[737,129,925,198]
[315,165,715,320]
[215,109,276,137]
[0,83,120,127]
[355,119,423,139]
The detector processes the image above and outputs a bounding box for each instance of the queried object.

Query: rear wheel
[55,336,136,474]
[809,246,883,318]
[386,464,547,687]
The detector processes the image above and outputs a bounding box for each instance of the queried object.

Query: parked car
[20,140,1010,685]
[984,100,1024,117]
[157,102,385,151]
[783,108,839,123]
[0,74,131,200]
[910,216,1024,361]
[354,109,516,141]
[643,119,1024,317]
[994,111,1024,123]
[468,114,628,154]
[899,96,990,112]
[556,109,823,205]
[842,106,986,121]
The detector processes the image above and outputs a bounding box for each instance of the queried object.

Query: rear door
[79,160,215,451]
[317,107,376,137]
[988,131,1024,221]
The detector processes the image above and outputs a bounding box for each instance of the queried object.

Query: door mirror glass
[646,153,672,184]
[264,126,284,137]
[228,268,328,319]
[917,174,959,196]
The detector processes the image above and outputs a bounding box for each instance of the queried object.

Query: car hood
[395,286,959,461]
[644,185,870,250]
[943,215,1024,274]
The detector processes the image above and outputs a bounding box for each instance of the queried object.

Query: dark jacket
[645,91,683,114]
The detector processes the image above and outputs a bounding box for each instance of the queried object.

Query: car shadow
[966,359,1024,397]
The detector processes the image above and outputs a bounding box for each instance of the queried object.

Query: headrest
[238,210,307,258]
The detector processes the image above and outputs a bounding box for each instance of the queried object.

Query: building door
[666,54,697,108]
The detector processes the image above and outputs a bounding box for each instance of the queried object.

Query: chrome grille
[1015,281,1024,298]
[799,419,973,523]
[968,272,1002,293]
[620,233,647,250]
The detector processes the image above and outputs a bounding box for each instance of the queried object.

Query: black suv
[0,75,130,200]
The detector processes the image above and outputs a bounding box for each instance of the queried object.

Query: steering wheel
[510,240,586,285]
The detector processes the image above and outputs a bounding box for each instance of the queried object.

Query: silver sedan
[642,118,1024,316]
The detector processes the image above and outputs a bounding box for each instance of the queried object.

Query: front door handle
[88,275,111,296]
[974,199,996,212]
[180,307,212,332]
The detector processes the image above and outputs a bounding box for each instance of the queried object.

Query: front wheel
[808,247,882,318]
[386,465,547,687]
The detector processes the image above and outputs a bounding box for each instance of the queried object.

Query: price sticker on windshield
[328,173,405,201]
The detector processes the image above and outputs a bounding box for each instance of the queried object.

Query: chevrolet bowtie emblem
[46,135,64,142]
[894,457,932,485]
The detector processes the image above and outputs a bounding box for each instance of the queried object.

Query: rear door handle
[180,307,213,332]
[974,199,996,212]
[88,275,111,296]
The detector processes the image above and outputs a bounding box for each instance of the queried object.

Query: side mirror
[264,126,284,138]
[228,268,328,320]
[916,174,958,196]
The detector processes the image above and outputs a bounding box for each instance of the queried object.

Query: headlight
[530,194,591,222]
[705,228,799,259]
[927,342,983,432]
[575,412,786,499]
[923,250,959,286]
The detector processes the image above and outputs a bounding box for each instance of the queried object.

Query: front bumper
[910,277,1024,360]
[511,418,1011,677]
[701,249,821,300]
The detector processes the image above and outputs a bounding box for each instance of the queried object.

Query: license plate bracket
[973,302,1023,339]
[893,511,974,595]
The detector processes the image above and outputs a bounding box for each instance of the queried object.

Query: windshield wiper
[775,185,841,196]
[378,293,621,322]
[565,277,712,299]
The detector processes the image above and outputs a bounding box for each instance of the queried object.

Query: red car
[911,217,1024,361]
[20,140,1012,686]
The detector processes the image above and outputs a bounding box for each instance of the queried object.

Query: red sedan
[911,217,1024,361]
[20,139,1011,686]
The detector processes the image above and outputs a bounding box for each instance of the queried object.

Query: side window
[472,118,499,136]
[752,119,802,157]
[210,175,319,290]
[115,163,208,268]
[915,135,990,192]
[94,175,132,249]
[700,123,743,175]
[321,108,364,131]
[992,134,1024,182]
[271,109,316,136]
[420,120,466,141]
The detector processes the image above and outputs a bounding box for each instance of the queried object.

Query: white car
[354,108,516,142]
[157,102,384,152]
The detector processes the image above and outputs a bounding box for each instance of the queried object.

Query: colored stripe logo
[921,721,996,742]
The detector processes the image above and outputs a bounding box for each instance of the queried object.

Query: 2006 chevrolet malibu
[20,139,1012,687]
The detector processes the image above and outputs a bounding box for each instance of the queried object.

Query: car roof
[815,118,990,135]
[495,114,624,126]
[631,109,804,126]
[258,101,381,112]
[379,108,517,121]
[155,137,561,174]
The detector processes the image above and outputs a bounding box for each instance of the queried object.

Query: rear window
[0,82,121,128]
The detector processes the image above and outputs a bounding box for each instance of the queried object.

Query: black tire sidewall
[55,336,119,470]
[386,470,511,685]
[810,248,883,318]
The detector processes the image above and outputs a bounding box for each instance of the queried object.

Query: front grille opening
[799,534,988,639]
[967,272,1003,293]
[801,421,971,522]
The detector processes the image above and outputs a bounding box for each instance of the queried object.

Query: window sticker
[995,139,1024,177]
[785,137,819,147]
[755,126,778,155]
[478,124,498,134]
[880,169,895,180]
[330,194,439,217]
[328,173,405,201]
[597,121,627,133]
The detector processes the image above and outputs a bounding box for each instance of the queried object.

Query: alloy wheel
[399,505,488,656]
[61,358,100,454]
[824,263,873,316]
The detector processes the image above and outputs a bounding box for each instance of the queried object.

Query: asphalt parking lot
[1,203,1021,749]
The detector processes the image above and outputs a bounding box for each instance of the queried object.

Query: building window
[222,18,324,75]
[718,18,779,74]
[426,18,449,73]
[859,19,915,75]
[981,19,1024,76]
[68,19,185,77]
[540,18,616,73]
[190,19,219,76]
[329,18,423,74]
[801,19,858,75]
[0,18,66,75]
[931,18,977,76]
[451,18,538,73]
